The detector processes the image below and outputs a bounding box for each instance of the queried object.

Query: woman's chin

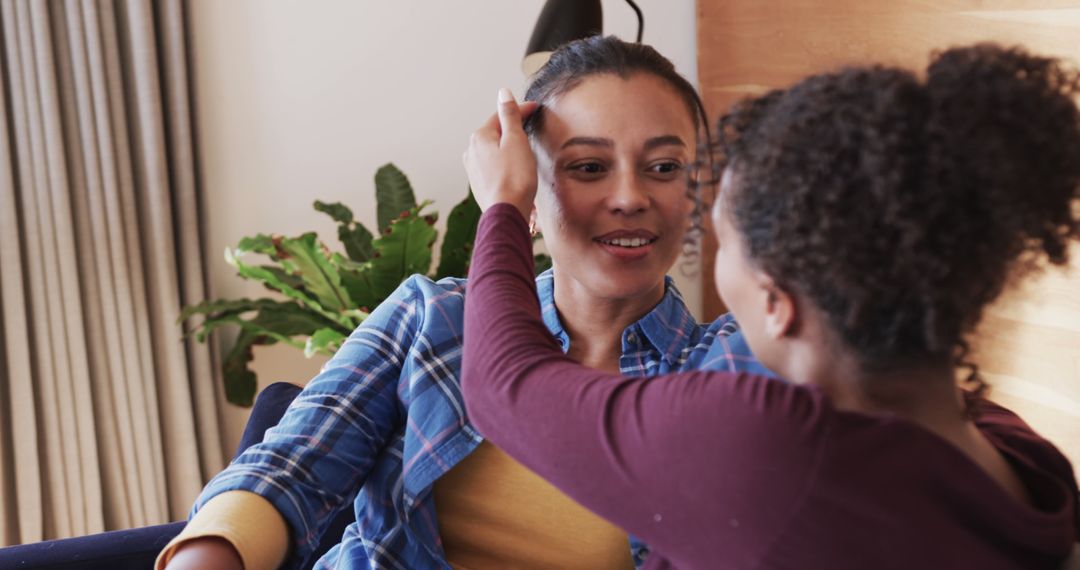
[582,273,669,303]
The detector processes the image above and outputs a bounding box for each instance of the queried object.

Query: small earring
[529,218,540,238]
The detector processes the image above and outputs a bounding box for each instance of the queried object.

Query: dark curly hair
[523,35,711,263]
[713,44,1080,396]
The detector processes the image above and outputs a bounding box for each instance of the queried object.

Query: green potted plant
[182,163,551,406]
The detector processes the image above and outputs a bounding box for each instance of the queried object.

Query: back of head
[716,44,1080,380]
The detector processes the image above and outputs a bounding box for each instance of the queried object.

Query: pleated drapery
[0,0,224,544]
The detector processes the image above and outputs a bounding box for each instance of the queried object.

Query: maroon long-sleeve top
[461,204,1079,569]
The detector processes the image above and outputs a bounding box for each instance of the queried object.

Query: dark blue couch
[0,382,356,569]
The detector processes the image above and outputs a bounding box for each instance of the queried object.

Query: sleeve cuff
[155,490,289,570]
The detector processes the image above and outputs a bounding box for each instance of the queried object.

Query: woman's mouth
[594,231,658,260]
[597,236,657,248]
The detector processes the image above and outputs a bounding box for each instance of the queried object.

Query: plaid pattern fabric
[191,270,770,569]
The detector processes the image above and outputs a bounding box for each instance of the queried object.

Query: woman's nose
[606,171,649,215]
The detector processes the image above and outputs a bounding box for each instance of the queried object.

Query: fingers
[497,88,527,146]
[496,88,519,127]
[462,89,541,213]
[477,110,502,140]
[473,93,539,149]
[519,100,540,122]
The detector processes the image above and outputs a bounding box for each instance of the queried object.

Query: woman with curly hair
[461,44,1080,568]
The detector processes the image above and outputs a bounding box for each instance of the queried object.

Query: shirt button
[626,333,638,345]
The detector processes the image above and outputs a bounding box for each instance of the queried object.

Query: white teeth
[601,237,653,248]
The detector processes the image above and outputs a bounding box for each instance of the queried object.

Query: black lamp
[522,0,644,76]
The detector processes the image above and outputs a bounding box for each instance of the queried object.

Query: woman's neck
[804,346,1031,505]
[772,310,964,426]
[551,273,666,373]
[796,343,963,423]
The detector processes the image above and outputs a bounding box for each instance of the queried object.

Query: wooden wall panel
[697,1,1080,464]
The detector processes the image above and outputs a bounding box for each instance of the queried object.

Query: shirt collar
[536,270,569,351]
[535,269,699,363]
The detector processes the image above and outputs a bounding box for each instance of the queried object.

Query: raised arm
[463,204,828,559]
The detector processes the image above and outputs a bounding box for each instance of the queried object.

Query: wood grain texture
[697,1,1080,464]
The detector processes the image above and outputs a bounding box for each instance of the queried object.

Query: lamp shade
[522,0,602,76]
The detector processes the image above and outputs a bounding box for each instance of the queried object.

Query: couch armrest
[235,382,303,457]
[0,521,185,570]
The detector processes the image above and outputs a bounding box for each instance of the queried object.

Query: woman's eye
[570,161,606,175]
[649,161,684,175]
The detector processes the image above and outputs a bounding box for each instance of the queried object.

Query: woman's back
[759,392,1075,569]
[458,207,1079,569]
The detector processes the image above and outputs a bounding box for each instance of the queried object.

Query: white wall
[188,0,700,451]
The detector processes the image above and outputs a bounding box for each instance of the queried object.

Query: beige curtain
[0,0,224,545]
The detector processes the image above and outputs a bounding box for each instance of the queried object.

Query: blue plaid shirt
[192,270,769,569]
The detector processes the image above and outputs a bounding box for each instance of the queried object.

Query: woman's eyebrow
[561,136,614,150]
[644,135,687,150]
[560,135,687,150]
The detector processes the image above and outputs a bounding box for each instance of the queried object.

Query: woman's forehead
[537,74,696,148]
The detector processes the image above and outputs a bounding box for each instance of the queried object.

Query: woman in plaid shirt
[160,37,768,570]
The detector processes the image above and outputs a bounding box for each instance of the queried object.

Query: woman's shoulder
[378,274,468,312]
[337,275,469,343]
[400,273,469,298]
[361,273,547,341]
[970,397,1079,499]
[685,313,775,376]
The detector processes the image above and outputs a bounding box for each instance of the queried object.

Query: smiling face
[531,72,697,303]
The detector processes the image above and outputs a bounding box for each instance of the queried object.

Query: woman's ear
[528,208,541,237]
[763,280,797,339]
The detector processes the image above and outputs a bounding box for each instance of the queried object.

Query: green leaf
[249,302,347,337]
[534,253,553,275]
[368,202,437,299]
[316,201,376,262]
[181,297,345,343]
[190,314,251,344]
[274,233,351,312]
[178,297,280,323]
[204,163,452,407]
[313,200,354,224]
[226,247,353,329]
[236,234,278,257]
[334,254,381,310]
[230,317,308,350]
[305,327,347,358]
[228,234,309,292]
[258,265,304,291]
[223,329,264,407]
[329,251,366,273]
[375,163,417,233]
[339,222,375,262]
[180,298,287,343]
[342,308,370,322]
[434,191,481,279]
[193,299,352,407]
